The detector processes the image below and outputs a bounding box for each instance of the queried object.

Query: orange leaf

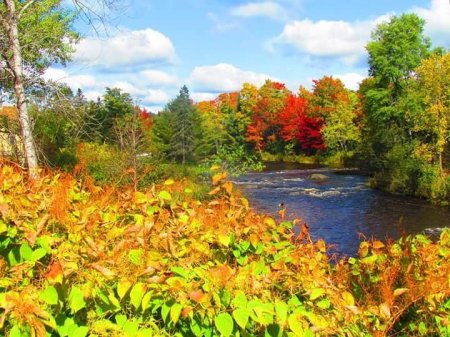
[372,241,385,249]
[46,261,63,284]
[189,290,205,303]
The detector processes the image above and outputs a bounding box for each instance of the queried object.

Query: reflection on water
[236,163,450,256]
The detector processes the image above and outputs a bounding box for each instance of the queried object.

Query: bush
[0,164,449,337]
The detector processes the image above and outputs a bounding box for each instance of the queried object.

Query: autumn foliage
[0,163,449,336]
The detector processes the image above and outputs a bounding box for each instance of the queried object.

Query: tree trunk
[4,0,39,179]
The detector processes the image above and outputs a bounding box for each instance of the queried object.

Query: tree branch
[17,0,37,20]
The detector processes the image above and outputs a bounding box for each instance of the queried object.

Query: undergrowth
[0,163,448,336]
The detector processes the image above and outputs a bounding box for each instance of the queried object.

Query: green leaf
[123,320,139,337]
[232,291,248,309]
[265,324,282,337]
[70,326,89,337]
[69,286,86,314]
[171,266,189,278]
[31,248,47,261]
[232,308,249,330]
[40,286,59,305]
[274,301,288,324]
[170,303,183,324]
[136,329,153,337]
[10,325,22,337]
[20,243,33,261]
[288,313,304,336]
[130,282,146,310]
[158,190,172,201]
[215,312,234,336]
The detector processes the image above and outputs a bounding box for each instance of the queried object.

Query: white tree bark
[3,0,39,179]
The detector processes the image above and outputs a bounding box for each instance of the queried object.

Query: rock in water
[309,173,329,181]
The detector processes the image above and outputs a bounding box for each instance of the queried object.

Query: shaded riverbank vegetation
[0,164,449,337]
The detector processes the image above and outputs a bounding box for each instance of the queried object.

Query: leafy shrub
[0,163,448,337]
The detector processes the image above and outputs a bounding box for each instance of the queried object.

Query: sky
[44,0,450,112]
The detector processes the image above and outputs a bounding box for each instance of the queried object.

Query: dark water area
[236,163,450,256]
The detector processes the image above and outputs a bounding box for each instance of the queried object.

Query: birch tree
[0,0,119,179]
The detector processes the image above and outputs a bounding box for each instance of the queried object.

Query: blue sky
[45,0,450,112]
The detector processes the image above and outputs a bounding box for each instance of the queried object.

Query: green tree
[94,87,135,142]
[0,0,79,178]
[361,13,432,194]
[153,86,202,164]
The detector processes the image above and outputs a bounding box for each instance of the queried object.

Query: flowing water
[236,162,450,256]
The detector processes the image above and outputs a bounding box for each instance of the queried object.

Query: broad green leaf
[20,243,33,261]
[171,266,189,279]
[9,325,22,337]
[274,301,288,324]
[288,314,303,336]
[123,320,139,337]
[31,248,47,261]
[265,324,282,337]
[69,286,86,314]
[40,286,59,305]
[215,312,234,336]
[232,308,249,329]
[231,290,248,308]
[117,280,133,300]
[158,191,172,201]
[70,326,89,337]
[130,282,146,310]
[170,303,183,324]
[137,329,153,337]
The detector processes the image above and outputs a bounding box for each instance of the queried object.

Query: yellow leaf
[164,178,175,186]
[264,217,276,227]
[342,291,355,306]
[393,288,409,297]
[210,165,221,171]
[222,181,233,195]
[212,172,227,185]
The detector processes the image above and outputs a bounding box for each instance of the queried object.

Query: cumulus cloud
[269,14,391,64]
[140,70,179,87]
[334,72,366,91]
[190,63,275,92]
[413,0,450,43]
[74,28,176,68]
[190,92,218,102]
[230,1,289,21]
[143,89,170,105]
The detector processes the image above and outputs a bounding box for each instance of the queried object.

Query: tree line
[1,3,449,200]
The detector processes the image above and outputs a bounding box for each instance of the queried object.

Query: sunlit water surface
[236,163,450,256]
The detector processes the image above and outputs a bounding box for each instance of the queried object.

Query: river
[235,163,450,256]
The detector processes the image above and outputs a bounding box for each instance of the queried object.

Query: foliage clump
[0,163,449,336]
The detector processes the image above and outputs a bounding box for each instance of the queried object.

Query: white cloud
[270,14,391,64]
[74,28,176,68]
[334,72,366,91]
[143,89,170,105]
[191,92,218,102]
[44,67,99,91]
[140,70,179,87]
[230,1,288,21]
[413,0,450,42]
[190,63,275,92]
